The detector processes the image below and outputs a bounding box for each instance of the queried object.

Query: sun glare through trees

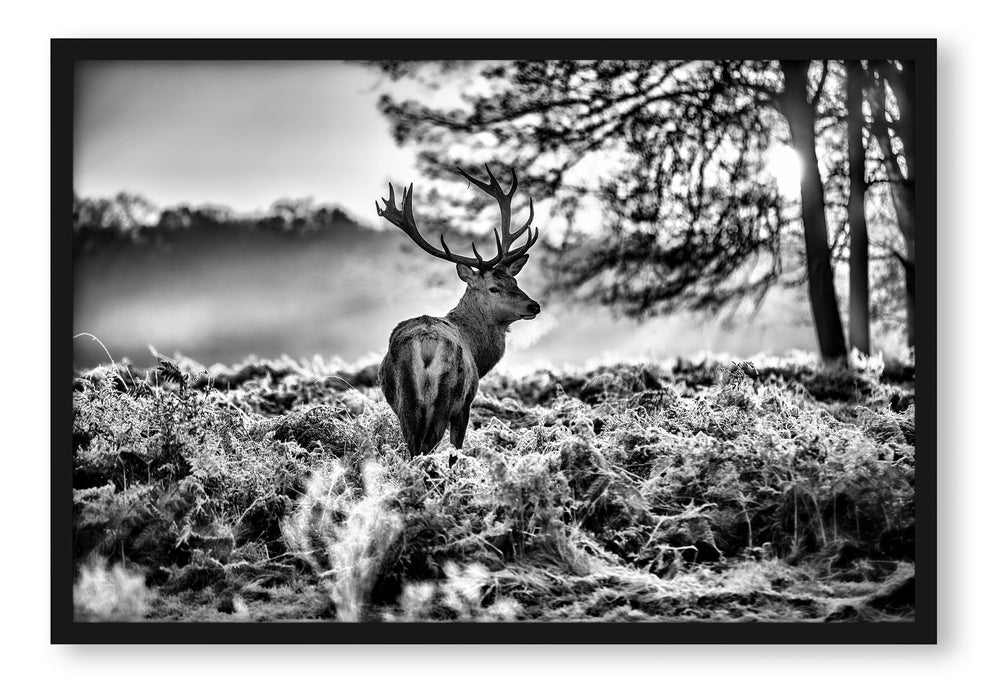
[764,143,803,200]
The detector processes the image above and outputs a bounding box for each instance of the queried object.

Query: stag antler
[456,164,539,269]
[376,165,539,272]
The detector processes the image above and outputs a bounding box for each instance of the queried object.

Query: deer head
[375,165,541,325]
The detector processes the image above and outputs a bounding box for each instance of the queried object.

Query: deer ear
[456,263,477,283]
[502,255,529,277]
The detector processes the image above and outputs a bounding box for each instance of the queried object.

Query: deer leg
[401,425,422,458]
[421,418,448,455]
[395,403,426,457]
[449,405,471,450]
[447,402,473,466]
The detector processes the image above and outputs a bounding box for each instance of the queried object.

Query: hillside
[72,352,915,622]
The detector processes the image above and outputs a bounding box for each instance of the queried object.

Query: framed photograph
[53,38,935,643]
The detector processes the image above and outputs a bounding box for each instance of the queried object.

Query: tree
[73,191,158,251]
[777,61,847,360]
[373,60,862,360]
[866,60,916,348]
[845,60,871,355]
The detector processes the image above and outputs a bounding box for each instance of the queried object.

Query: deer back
[379,316,479,453]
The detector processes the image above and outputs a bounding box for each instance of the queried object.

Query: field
[72,351,915,623]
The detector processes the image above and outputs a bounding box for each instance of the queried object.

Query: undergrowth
[71,352,916,622]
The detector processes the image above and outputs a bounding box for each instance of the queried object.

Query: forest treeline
[72,193,362,253]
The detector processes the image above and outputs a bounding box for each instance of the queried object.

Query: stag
[376,165,541,457]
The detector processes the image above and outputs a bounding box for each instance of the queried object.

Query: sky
[75,61,417,224]
[72,60,826,367]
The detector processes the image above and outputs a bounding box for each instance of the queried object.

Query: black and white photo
[54,40,935,642]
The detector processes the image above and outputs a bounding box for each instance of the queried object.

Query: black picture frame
[52,37,937,644]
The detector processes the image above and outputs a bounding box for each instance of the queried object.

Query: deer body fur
[379,317,477,457]
[375,166,541,457]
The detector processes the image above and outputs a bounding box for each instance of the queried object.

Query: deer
[376,165,541,458]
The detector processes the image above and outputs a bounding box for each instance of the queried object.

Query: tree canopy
[372,59,917,357]
[378,61,794,315]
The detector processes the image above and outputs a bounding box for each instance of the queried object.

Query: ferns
[74,557,149,621]
[71,352,916,621]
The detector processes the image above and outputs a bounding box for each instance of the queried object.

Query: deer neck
[446,295,508,378]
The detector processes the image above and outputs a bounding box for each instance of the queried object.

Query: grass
[71,351,915,622]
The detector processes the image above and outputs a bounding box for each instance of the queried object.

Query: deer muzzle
[521,301,541,319]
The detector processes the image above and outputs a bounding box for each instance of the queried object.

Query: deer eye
[488,286,500,293]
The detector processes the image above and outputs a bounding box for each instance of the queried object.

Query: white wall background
[1,1,977,698]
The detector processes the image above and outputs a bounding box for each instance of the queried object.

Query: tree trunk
[779,61,848,361]
[845,60,871,355]
[868,61,916,348]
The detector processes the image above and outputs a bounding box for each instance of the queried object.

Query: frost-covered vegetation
[72,352,915,622]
